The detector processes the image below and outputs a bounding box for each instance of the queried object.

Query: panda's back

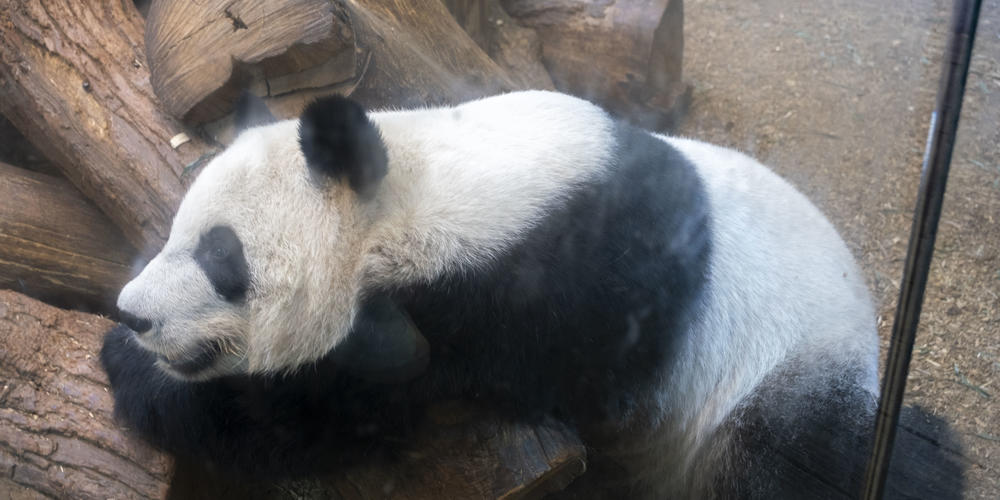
[617,136,880,497]
[662,136,878,409]
[377,96,882,497]
[389,121,714,423]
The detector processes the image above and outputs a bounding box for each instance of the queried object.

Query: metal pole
[862,0,981,498]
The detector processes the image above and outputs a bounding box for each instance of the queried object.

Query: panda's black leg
[100,325,390,479]
[100,325,268,473]
[709,374,874,499]
[706,369,965,500]
[100,325,210,453]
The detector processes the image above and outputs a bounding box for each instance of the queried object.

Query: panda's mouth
[158,339,225,376]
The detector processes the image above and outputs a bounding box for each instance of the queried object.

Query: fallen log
[441,0,555,89]
[168,402,586,500]
[502,0,687,129]
[0,0,216,253]
[0,290,172,500]
[0,115,61,177]
[0,161,134,312]
[0,291,585,499]
[144,0,360,124]
[144,0,542,139]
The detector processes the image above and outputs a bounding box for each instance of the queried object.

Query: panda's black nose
[119,310,152,334]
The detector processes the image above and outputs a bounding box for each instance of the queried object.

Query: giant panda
[100,91,957,499]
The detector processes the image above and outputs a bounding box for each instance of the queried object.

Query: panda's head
[117,94,389,380]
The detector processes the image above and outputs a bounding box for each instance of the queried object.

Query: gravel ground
[677,0,999,497]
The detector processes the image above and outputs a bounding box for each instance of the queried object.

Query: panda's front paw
[100,324,191,451]
[99,324,157,388]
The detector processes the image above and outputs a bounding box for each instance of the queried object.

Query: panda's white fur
[615,137,878,495]
[363,94,617,284]
[120,119,363,377]
[665,135,879,424]
[107,90,896,498]
[119,92,624,377]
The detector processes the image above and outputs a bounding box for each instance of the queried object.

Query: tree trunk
[169,402,585,500]
[0,290,172,500]
[143,0,548,141]
[341,0,527,105]
[441,0,555,90]
[502,0,687,129]
[0,0,216,254]
[0,161,134,313]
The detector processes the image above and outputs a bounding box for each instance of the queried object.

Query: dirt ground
[677,0,999,497]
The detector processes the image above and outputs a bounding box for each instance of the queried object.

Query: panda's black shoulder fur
[383,121,712,422]
[100,120,712,477]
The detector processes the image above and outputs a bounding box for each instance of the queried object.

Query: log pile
[502,0,687,129]
[0,0,213,253]
[0,0,685,497]
[0,162,134,312]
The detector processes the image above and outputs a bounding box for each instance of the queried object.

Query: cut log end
[145,0,535,130]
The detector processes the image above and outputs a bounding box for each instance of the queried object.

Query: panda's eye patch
[195,225,249,302]
[211,246,228,261]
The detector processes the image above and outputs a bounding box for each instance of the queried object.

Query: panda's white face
[117,120,369,380]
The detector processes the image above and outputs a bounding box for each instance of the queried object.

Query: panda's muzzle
[118,310,152,334]
[159,339,225,376]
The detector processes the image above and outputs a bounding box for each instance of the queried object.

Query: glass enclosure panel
[681,1,998,497]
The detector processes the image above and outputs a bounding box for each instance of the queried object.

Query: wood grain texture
[502,0,687,129]
[324,403,586,500]
[144,0,524,130]
[0,161,134,312]
[0,0,216,253]
[0,290,171,500]
[145,0,356,123]
[441,0,555,90]
[341,0,518,104]
[168,401,586,500]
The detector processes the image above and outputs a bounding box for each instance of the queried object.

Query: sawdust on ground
[677,0,999,497]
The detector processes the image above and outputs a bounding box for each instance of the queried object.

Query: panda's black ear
[234,91,278,132]
[298,95,388,197]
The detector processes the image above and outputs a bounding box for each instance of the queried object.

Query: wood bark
[0,290,172,500]
[0,0,216,254]
[169,402,585,499]
[339,0,522,104]
[144,0,357,124]
[0,115,61,177]
[0,161,134,312]
[502,0,687,129]
[441,0,555,89]
[144,0,543,134]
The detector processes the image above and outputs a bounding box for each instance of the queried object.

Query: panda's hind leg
[701,366,876,499]
[705,366,965,500]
